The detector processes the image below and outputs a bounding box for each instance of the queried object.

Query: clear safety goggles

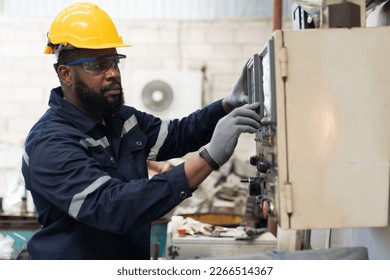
[65,54,126,75]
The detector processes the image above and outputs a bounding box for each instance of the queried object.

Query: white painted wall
[0,16,275,152]
[0,3,277,210]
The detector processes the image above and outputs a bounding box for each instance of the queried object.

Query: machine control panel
[242,28,390,230]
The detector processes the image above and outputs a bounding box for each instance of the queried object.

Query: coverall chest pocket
[121,122,148,152]
[120,126,148,179]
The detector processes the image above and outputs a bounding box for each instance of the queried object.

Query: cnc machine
[242,0,390,250]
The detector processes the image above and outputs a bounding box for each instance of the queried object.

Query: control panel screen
[247,38,276,124]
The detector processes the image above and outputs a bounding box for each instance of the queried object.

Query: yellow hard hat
[44,2,131,54]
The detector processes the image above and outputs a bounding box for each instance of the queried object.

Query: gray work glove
[202,103,261,169]
[225,62,249,108]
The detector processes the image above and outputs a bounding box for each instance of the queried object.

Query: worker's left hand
[223,62,249,112]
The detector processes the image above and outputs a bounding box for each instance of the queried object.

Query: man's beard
[74,74,124,116]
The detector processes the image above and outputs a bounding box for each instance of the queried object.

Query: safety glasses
[65,54,126,75]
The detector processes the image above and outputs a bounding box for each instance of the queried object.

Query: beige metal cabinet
[265,27,390,230]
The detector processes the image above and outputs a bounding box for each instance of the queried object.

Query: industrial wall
[0,0,388,260]
[0,3,279,209]
[0,16,277,159]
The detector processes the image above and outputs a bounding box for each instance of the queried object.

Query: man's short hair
[53,49,80,73]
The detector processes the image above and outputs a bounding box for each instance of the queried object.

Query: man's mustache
[102,79,122,92]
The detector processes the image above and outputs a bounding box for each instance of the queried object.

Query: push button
[179,191,187,199]
[136,141,143,146]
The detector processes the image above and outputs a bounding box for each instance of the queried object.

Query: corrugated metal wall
[0,0,292,19]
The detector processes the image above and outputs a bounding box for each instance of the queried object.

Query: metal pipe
[151,242,160,260]
[273,0,283,30]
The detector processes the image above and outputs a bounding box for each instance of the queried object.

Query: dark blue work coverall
[21,87,226,259]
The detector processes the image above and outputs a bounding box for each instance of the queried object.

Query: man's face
[74,70,124,116]
[67,48,125,116]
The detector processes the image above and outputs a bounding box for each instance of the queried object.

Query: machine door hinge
[285,182,293,215]
[279,46,288,79]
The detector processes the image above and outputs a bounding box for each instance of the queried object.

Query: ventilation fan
[127,71,202,119]
[141,80,174,112]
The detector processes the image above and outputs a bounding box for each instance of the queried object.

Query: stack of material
[0,144,28,215]
[165,158,263,223]
[165,216,276,260]
[0,233,14,259]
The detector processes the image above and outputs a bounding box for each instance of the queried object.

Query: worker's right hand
[222,61,250,113]
[205,103,261,169]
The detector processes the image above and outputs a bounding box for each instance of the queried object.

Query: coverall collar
[49,86,112,133]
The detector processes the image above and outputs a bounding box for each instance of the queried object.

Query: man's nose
[105,63,120,78]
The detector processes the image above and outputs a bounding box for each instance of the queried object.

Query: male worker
[21,2,260,259]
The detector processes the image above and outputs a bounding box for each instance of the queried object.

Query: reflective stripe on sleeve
[79,137,110,149]
[68,175,111,219]
[23,149,30,166]
[121,115,138,137]
[147,120,170,160]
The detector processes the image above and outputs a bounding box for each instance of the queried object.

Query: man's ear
[57,65,73,87]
